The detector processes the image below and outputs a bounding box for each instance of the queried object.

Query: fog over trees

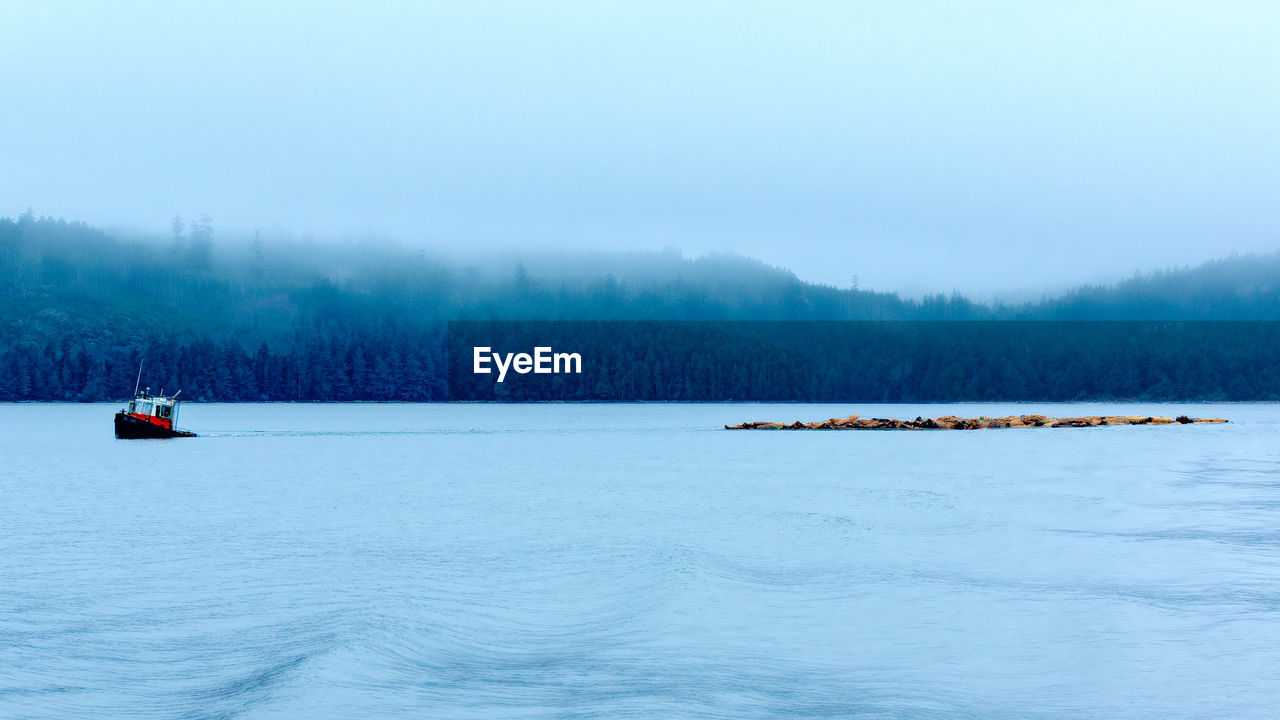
[2,213,1278,401]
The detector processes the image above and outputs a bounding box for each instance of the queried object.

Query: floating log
[726,413,1228,430]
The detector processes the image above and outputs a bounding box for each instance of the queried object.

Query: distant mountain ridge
[1017,253,1280,320]
[4,213,1276,343]
[1,213,1278,401]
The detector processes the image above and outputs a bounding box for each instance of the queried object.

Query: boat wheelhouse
[114,388,196,438]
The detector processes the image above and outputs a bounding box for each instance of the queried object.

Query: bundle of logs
[726,414,1229,430]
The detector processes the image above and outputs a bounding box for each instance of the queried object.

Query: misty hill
[1019,254,1280,320]
[1,213,1278,401]
[0,212,965,350]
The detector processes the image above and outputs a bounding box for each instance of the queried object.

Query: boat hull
[114,412,197,439]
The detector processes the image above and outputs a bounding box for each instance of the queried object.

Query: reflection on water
[1,403,1277,719]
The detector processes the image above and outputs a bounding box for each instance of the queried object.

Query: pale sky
[2,1,1277,295]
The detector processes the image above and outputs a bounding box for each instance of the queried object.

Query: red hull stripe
[127,412,172,430]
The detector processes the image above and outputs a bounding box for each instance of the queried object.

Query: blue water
[2,402,1278,718]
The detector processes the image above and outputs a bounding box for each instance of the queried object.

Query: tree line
[0,329,447,402]
[3,213,1279,401]
[448,322,1280,402]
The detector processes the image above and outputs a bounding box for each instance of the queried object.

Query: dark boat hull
[114,412,197,439]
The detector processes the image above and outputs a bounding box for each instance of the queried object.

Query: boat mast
[134,359,144,397]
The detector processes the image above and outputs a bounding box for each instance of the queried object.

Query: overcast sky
[2,1,1277,295]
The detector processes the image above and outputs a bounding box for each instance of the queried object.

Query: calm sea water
[2,402,1278,719]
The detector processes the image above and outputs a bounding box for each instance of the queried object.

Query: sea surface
[2,402,1278,719]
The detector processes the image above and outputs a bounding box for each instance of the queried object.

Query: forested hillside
[1021,254,1280,320]
[2,212,1278,401]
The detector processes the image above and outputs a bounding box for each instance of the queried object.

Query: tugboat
[114,364,197,438]
[115,388,196,438]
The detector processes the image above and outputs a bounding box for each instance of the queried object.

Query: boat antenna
[133,359,144,397]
